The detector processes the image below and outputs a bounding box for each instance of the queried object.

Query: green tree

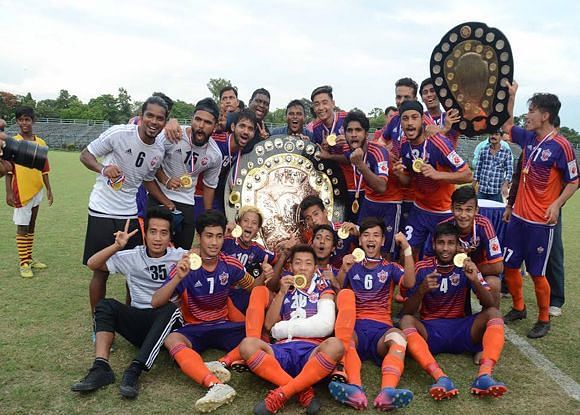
[87,94,119,123]
[171,100,195,120]
[117,87,132,122]
[264,107,286,125]
[560,126,580,144]
[207,78,233,102]
[18,92,36,109]
[0,91,18,119]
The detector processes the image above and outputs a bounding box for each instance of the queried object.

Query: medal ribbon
[459,220,477,251]
[523,129,555,176]
[352,152,367,200]
[227,133,242,187]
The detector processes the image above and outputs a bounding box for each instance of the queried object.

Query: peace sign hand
[113,219,139,249]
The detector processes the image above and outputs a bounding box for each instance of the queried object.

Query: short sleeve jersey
[106,246,186,309]
[510,126,578,224]
[344,260,405,325]
[279,274,334,321]
[302,221,357,270]
[87,124,164,218]
[156,127,222,205]
[401,134,467,212]
[424,111,459,148]
[194,131,228,196]
[424,214,503,266]
[412,257,488,320]
[344,142,390,202]
[222,237,275,277]
[10,134,50,207]
[169,253,250,324]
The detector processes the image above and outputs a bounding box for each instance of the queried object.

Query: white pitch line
[504,326,580,401]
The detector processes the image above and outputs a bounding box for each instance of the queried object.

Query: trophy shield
[430,22,514,137]
[224,135,348,251]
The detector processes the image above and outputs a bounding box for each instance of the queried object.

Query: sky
[1,0,580,129]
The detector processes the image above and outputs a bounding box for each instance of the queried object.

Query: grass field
[0,151,579,415]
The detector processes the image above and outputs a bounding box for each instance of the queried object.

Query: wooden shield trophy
[224,135,347,251]
[430,22,514,137]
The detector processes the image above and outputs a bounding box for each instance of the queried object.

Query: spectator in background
[0,118,12,177]
[270,99,313,139]
[473,130,514,202]
[472,130,511,168]
[372,106,397,145]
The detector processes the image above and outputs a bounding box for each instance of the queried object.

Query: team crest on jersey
[201,157,209,167]
[489,237,502,256]
[337,240,344,250]
[568,160,578,179]
[309,292,320,302]
[150,156,159,168]
[447,150,464,167]
[540,149,552,162]
[378,270,388,283]
[449,273,461,286]
[219,272,229,285]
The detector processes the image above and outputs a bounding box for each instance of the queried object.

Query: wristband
[100,165,107,176]
[403,246,412,257]
[164,177,171,188]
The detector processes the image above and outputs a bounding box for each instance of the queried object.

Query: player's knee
[319,337,344,360]
[239,337,264,359]
[482,306,502,320]
[94,298,120,318]
[384,328,407,348]
[399,314,417,329]
[337,288,356,308]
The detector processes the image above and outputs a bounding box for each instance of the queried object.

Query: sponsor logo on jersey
[489,236,502,256]
[125,148,132,155]
[447,150,464,167]
[568,160,578,179]
[352,274,361,281]
[537,246,545,254]
[219,272,229,285]
[283,298,290,304]
[194,280,202,288]
[176,148,182,154]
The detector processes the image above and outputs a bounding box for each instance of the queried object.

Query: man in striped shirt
[72,206,183,399]
[80,96,169,314]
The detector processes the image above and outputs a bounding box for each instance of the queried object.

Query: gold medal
[352,199,360,214]
[337,227,349,240]
[189,253,202,270]
[231,224,243,238]
[180,175,193,188]
[109,175,125,191]
[412,158,424,173]
[453,253,468,268]
[327,134,337,146]
[352,248,365,263]
[229,191,241,205]
[293,274,308,289]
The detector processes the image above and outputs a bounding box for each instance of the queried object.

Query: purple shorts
[271,341,318,377]
[405,205,452,251]
[399,201,414,232]
[360,201,402,254]
[193,195,206,227]
[229,287,250,315]
[422,314,482,355]
[175,320,245,353]
[355,319,392,366]
[502,215,554,276]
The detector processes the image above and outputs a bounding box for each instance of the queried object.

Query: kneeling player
[400,222,507,399]
[71,206,183,399]
[239,244,344,415]
[330,217,415,411]
[152,210,268,412]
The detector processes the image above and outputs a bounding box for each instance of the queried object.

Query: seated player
[393,100,472,259]
[299,195,358,269]
[239,244,345,415]
[424,186,504,306]
[330,218,415,411]
[71,206,184,399]
[222,205,276,320]
[400,222,507,400]
[151,210,271,412]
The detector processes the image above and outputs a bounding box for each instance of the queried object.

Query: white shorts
[13,189,44,226]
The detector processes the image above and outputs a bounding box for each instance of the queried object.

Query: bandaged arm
[270,298,336,340]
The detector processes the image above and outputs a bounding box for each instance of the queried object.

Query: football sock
[533,276,551,322]
[381,344,406,388]
[16,234,30,266]
[219,346,242,367]
[245,286,269,338]
[170,344,219,387]
[404,328,445,380]
[281,351,337,398]
[344,342,362,387]
[226,298,245,323]
[479,318,505,376]
[335,289,356,350]
[247,350,292,386]
[505,267,525,311]
[27,233,34,261]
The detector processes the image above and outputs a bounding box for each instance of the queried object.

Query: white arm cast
[270,298,336,341]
